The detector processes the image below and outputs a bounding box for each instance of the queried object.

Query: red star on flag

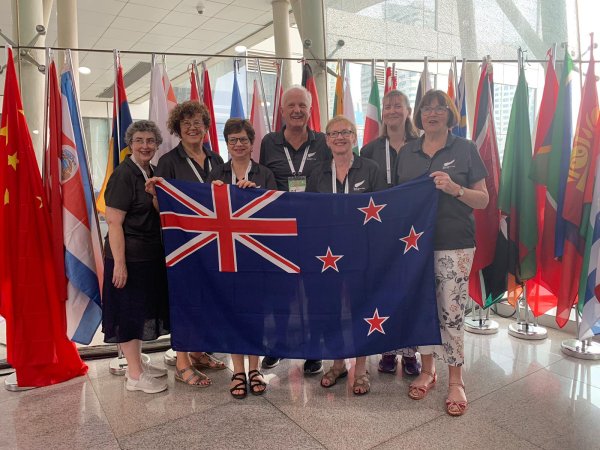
[357,197,386,225]
[316,246,343,272]
[399,226,424,254]
[364,308,389,336]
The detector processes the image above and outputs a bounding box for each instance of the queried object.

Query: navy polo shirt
[307,155,387,194]
[155,142,224,183]
[207,160,277,190]
[360,135,417,187]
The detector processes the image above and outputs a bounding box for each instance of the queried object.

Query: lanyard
[131,156,151,181]
[283,145,310,176]
[186,156,211,183]
[331,158,352,194]
[231,161,252,184]
[385,138,392,185]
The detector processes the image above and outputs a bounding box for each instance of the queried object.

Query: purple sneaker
[401,356,421,376]
[377,354,398,374]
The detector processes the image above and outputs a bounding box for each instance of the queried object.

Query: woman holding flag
[208,118,276,399]
[360,89,421,377]
[394,90,488,416]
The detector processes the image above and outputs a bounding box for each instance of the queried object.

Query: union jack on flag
[156,177,442,359]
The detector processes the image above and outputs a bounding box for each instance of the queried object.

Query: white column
[57,0,79,90]
[16,0,47,165]
[292,0,327,129]
[271,0,292,89]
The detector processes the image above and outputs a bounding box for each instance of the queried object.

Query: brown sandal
[320,366,348,388]
[175,365,212,388]
[408,369,437,400]
[446,382,468,416]
[189,352,226,370]
[353,371,370,395]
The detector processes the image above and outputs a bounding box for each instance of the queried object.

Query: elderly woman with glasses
[102,120,170,394]
[207,118,276,399]
[146,100,226,388]
[307,115,386,395]
[394,90,489,416]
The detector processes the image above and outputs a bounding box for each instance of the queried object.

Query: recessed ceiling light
[78,66,91,75]
[234,45,247,54]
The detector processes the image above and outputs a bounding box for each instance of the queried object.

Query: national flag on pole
[250,79,268,162]
[272,61,284,132]
[384,65,396,94]
[156,177,441,357]
[363,73,381,145]
[414,58,432,110]
[556,36,600,328]
[333,63,344,116]
[150,61,179,163]
[230,61,245,119]
[469,59,504,308]
[190,63,200,101]
[201,63,220,154]
[497,58,538,306]
[527,48,561,316]
[0,46,87,387]
[44,58,67,303]
[452,59,468,138]
[447,64,455,102]
[301,61,321,132]
[96,58,132,215]
[60,55,104,344]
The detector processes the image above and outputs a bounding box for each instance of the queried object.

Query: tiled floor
[1,316,600,450]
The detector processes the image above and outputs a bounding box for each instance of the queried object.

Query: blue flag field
[156,177,441,359]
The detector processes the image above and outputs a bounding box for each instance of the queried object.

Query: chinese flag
[0,47,87,386]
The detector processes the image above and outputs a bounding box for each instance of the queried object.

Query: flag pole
[198,61,205,103]
[272,59,282,128]
[149,53,156,122]
[42,47,51,184]
[255,57,272,133]
[113,49,122,154]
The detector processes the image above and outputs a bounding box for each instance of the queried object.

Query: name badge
[287,176,307,192]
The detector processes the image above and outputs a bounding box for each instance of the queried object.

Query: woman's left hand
[430,171,460,197]
[236,180,257,189]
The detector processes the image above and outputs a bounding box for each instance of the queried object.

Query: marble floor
[1,316,600,450]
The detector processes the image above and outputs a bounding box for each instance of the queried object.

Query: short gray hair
[282,85,312,109]
[125,120,163,146]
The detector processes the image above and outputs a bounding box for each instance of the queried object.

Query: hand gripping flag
[0,47,87,386]
[156,177,442,359]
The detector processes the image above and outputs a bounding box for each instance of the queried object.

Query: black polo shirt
[155,142,224,183]
[207,160,277,190]
[394,133,487,250]
[360,135,417,187]
[307,155,387,194]
[104,156,163,262]
[259,126,331,191]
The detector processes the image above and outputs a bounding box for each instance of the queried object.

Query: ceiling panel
[110,16,159,33]
[214,5,265,23]
[151,23,195,38]
[118,3,171,21]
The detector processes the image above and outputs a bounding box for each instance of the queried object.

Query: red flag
[0,47,87,386]
[384,66,396,94]
[272,62,284,132]
[469,59,503,307]
[557,36,600,327]
[43,58,67,302]
[250,79,268,161]
[201,65,220,154]
[190,64,200,101]
[447,66,455,102]
[301,62,321,132]
[527,49,560,316]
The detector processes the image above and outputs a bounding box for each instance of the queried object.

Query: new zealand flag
[156,176,441,359]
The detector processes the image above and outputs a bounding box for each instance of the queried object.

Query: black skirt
[102,257,170,343]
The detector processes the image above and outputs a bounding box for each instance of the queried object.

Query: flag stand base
[109,353,151,376]
[164,348,176,366]
[465,317,499,335]
[561,339,600,360]
[4,372,36,392]
[508,322,547,340]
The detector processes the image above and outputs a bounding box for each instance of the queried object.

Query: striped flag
[452,59,467,138]
[250,79,267,162]
[301,62,321,132]
[363,75,381,145]
[60,57,104,344]
[150,61,178,163]
[96,58,132,215]
[414,58,432,111]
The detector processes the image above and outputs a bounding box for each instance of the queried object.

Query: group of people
[101,83,488,417]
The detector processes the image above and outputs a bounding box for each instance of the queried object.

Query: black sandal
[248,369,267,395]
[230,372,247,399]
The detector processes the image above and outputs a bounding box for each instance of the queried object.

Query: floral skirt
[419,248,475,366]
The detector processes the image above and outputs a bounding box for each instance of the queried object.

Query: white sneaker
[126,372,168,394]
[125,362,167,380]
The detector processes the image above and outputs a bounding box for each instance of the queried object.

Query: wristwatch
[455,186,465,198]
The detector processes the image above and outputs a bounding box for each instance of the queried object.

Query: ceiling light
[234,45,247,54]
[32,129,39,135]
[78,66,92,75]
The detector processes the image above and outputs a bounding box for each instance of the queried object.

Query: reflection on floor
[1,316,600,449]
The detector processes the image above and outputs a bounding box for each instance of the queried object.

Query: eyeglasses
[132,138,157,146]
[227,137,250,145]
[181,120,204,130]
[326,130,354,138]
[421,106,448,115]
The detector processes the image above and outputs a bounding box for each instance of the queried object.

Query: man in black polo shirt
[259,85,331,374]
